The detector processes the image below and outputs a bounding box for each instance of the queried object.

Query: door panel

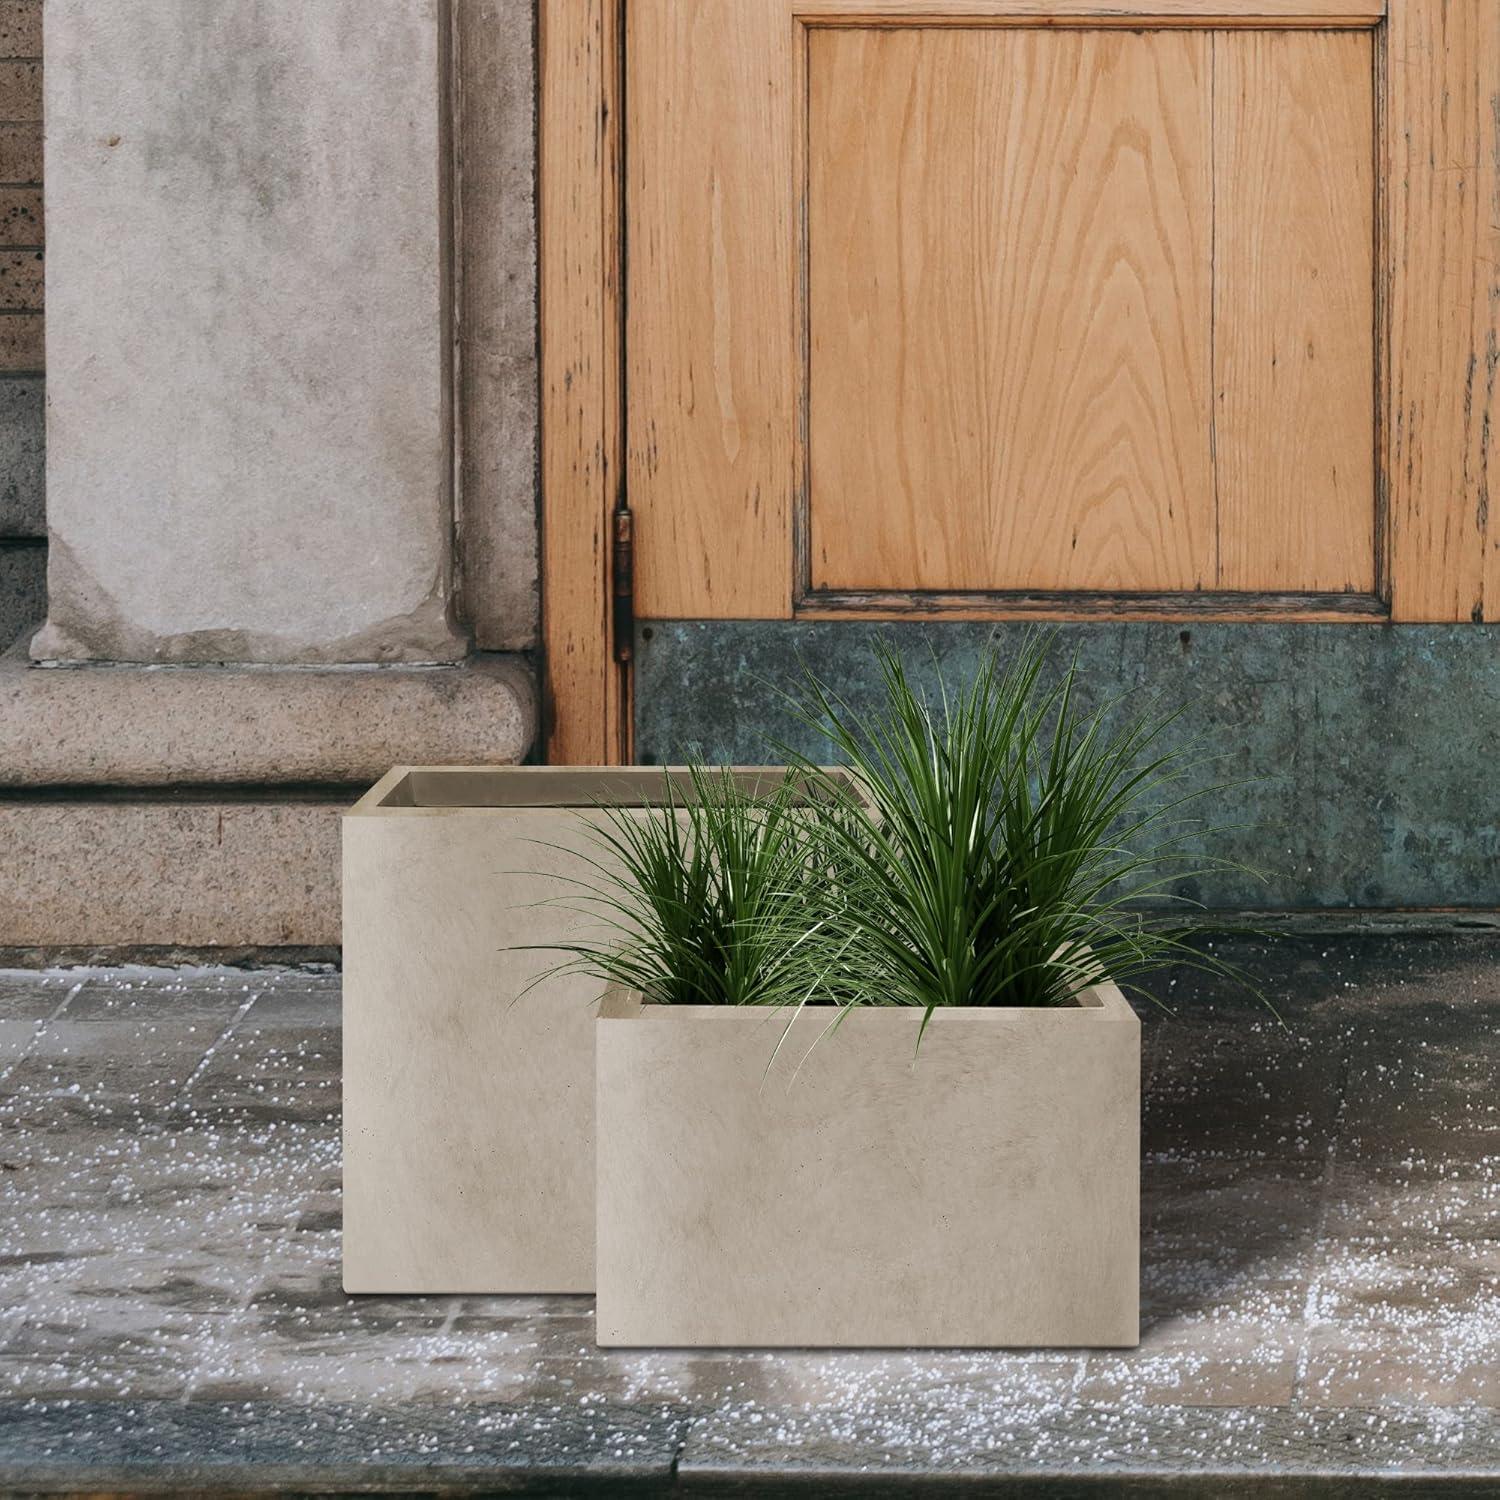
[810,28,1216,594]
[1213,30,1375,593]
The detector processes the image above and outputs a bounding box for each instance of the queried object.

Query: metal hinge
[611,500,634,665]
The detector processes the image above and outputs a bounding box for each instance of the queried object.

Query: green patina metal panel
[634,622,1500,911]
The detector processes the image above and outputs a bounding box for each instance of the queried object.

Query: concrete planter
[596,986,1140,1348]
[341,765,859,1296]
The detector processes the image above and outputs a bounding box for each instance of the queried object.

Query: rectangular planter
[342,764,860,1296]
[596,986,1140,1347]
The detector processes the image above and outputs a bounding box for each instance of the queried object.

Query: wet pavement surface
[0,935,1496,1495]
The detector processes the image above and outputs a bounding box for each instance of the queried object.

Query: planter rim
[601,981,1135,1023]
[347,764,863,817]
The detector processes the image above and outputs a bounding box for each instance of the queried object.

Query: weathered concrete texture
[457,0,539,652]
[0,937,1497,1493]
[0,537,42,646]
[636,621,1500,910]
[36,0,464,665]
[0,647,535,786]
[0,375,42,535]
[0,797,343,946]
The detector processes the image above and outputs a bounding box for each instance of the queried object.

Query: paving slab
[674,1403,1500,1495]
[0,939,1495,1494]
[0,1398,688,1495]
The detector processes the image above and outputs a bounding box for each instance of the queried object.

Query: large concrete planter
[341,765,859,1296]
[596,986,1140,1348]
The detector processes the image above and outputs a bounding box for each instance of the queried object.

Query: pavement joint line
[173,990,263,1108]
[176,1123,324,1406]
[1290,1046,1352,1407]
[0,979,86,1087]
[180,1010,339,1409]
[178,1203,308,1407]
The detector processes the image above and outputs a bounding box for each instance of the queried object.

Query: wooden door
[541,0,1500,760]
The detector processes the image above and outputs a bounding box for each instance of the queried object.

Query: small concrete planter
[342,765,858,1296]
[596,986,1140,1348]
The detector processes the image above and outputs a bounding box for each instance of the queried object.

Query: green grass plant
[538,763,858,1009]
[782,640,1255,1030]
[545,640,1256,1031]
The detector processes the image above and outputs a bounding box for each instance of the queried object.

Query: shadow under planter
[341,765,862,1297]
[595,984,1141,1349]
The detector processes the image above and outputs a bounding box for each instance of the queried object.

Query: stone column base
[1,794,346,953]
[0,649,536,953]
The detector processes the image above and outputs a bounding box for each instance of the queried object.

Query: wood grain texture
[809,27,1215,593]
[626,0,794,618]
[539,0,627,761]
[796,0,1379,15]
[1388,0,1500,622]
[1213,30,1375,592]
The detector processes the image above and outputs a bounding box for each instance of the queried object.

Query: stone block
[0,648,536,786]
[37,0,463,664]
[0,121,39,182]
[0,246,40,308]
[0,2,40,59]
[0,308,39,370]
[0,376,43,534]
[0,59,38,120]
[0,796,344,947]
[0,186,41,245]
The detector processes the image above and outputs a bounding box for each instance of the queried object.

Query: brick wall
[0,0,42,652]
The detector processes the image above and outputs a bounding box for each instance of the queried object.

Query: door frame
[540,0,1500,763]
[539,0,629,764]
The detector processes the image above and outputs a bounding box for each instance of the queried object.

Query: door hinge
[611,501,634,665]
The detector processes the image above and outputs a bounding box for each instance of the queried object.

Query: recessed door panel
[809,27,1217,593]
[1214,30,1375,593]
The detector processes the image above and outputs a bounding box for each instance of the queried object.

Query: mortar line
[0,979,86,1087]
